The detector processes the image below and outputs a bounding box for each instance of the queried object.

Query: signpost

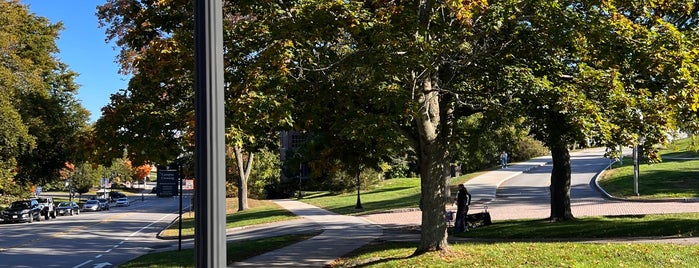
[156,167,179,197]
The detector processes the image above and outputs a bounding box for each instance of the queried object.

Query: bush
[321,168,383,194]
[512,136,549,162]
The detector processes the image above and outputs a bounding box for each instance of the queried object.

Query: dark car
[97,199,110,211]
[109,191,126,202]
[56,202,80,216]
[1,200,42,223]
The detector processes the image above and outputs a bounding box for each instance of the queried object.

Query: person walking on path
[454,184,471,232]
[500,151,508,168]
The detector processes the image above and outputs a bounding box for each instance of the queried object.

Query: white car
[115,197,130,207]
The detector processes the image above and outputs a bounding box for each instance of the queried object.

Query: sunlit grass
[301,172,484,216]
[331,241,699,267]
[599,137,699,199]
[159,198,297,237]
[454,213,699,239]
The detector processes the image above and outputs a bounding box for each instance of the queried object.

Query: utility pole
[194,0,226,266]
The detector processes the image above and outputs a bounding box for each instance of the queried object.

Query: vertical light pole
[633,136,646,196]
[355,167,363,210]
[298,161,303,199]
[194,0,226,266]
[633,143,639,196]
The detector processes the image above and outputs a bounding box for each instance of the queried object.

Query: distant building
[280,131,308,182]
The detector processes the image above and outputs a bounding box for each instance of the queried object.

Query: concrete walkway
[231,200,383,267]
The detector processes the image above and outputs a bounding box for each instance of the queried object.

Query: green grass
[301,173,484,216]
[159,199,297,237]
[120,234,317,267]
[454,213,699,239]
[599,137,699,199]
[301,178,421,215]
[656,136,699,158]
[331,241,699,267]
[600,158,699,198]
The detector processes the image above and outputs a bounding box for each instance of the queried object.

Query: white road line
[77,211,177,267]
[72,260,92,268]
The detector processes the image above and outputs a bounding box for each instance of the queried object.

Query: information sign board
[157,168,179,197]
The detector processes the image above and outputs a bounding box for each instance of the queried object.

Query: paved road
[364,148,699,225]
[0,196,182,268]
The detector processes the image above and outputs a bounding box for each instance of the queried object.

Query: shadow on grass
[457,214,699,239]
[337,242,417,268]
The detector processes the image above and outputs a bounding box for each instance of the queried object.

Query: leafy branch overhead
[94,0,699,255]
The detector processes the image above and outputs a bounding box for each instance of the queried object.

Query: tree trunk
[234,146,253,211]
[549,143,574,221]
[413,73,452,255]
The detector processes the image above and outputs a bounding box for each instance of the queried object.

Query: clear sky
[21,0,128,123]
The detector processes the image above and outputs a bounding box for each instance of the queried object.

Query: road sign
[183,179,194,190]
[156,168,179,197]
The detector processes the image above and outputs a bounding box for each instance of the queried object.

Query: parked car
[115,197,130,207]
[1,200,42,223]
[56,202,80,216]
[82,200,101,212]
[34,197,56,220]
[97,198,110,211]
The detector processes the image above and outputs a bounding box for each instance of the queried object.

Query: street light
[355,167,363,210]
[633,136,646,196]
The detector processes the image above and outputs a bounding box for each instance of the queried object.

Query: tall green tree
[227,0,699,252]
[95,0,699,255]
[1,0,89,190]
[95,0,293,210]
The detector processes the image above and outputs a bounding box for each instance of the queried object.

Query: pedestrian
[500,151,508,168]
[454,184,471,232]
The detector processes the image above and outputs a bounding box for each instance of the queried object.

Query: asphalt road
[496,149,614,205]
[0,195,184,268]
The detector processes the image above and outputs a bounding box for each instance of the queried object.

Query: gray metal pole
[194,0,226,266]
[633,145,639,196]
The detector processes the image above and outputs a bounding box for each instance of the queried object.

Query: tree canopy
[0,0,90,193]
[93,0,699,255]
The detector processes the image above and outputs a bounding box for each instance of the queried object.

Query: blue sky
[21,0,128,123]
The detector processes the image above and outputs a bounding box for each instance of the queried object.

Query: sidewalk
[231,200,383,267]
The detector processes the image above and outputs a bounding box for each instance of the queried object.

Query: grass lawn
[301,172,484,216]
[330,241,699,267]
[599,137,699,199]
[120,234,317,267]
[454,213,699,239]
[159,198,298,237]
[333,213,699,267]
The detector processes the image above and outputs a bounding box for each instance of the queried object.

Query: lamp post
[633,136,646,196]
[355,167,363,210]
[292,152,303,199]
[297,160,303,199]
[632,109,644,196]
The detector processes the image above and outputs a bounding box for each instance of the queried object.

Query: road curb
[592,161,699,203]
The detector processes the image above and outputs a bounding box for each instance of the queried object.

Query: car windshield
[9,202,29,209]
[86,200,98,204]
[58,202,70,207]
[98,199,107,202]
